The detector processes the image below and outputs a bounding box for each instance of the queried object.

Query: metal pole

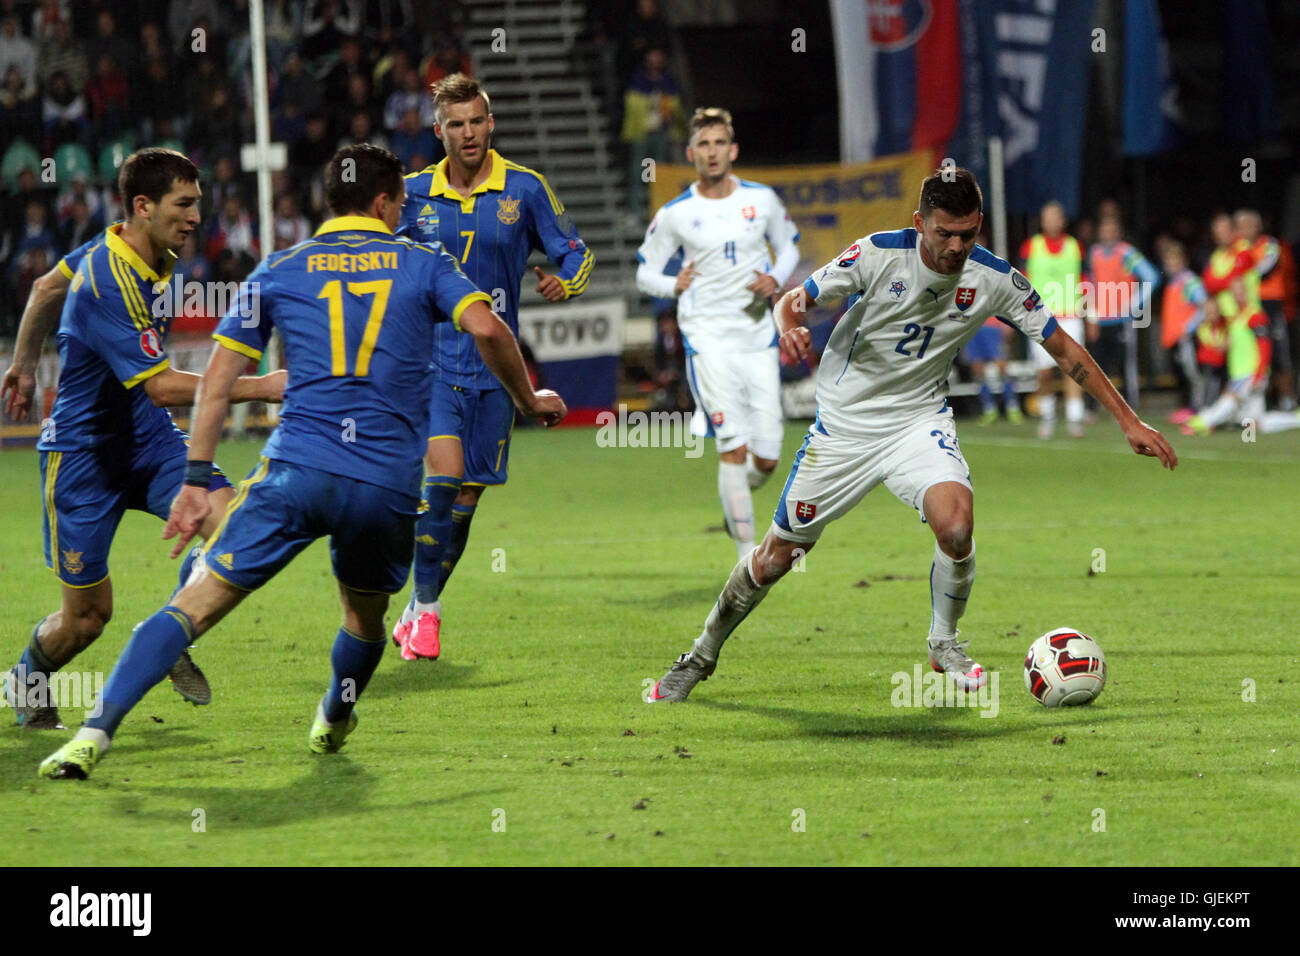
[988,135,1007,260]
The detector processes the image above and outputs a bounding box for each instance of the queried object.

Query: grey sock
[692,553,771,664]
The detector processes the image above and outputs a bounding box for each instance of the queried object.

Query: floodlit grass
[2,419,1297,865]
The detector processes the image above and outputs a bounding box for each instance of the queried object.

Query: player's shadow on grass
[349,661,522,699]
[0,726,209,793]
[126,757,505,832]
[695,698,1028,742]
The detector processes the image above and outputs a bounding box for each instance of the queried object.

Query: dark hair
[325,144,404,216]
[918,166,982,219]
[118,148,199,215]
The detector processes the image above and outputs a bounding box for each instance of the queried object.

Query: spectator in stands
[338,108,388,152]
[0,15,35,94]
[86,9,130,80]
[8,200,59,281]
[207,155,249,220]
[373,45,410,103]
[168,0,226,54]
[57,193,99,253]
[272,192,311,250]
[206,191,258,268]
[174,230,211,286]
[338,72,381,140]
[1158,238,1208,422]
[618,0,673,87]
[37,17,85,91]
[389,105,435,171]
[290,110,335,183]
[11,245,51,327]
[653,303,689,412]
[85,52,129,141]
[133,57,174,142]
[41,69,86,150]
[55,169,103,224]
[621,46,684,217]
[276,50,322,115]
[324,35,370,104]
[365,0,416,56]
[138,20,170,63]
[189,82,242,162]
[0,62,38,141]
[31,0,70,44]
[383,64,435,130]
[421,35,473,88]
[263,0,302,70]
[302,0,362,66]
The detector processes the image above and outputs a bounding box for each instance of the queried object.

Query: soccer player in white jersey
[636,107,801,558]
[649,167,1178,702]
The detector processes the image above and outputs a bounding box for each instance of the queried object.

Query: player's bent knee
[751,535,813,586]
[754,456,779,473]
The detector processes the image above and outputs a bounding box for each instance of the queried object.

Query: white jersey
[805,228,1058,440]
[636,176,800,354]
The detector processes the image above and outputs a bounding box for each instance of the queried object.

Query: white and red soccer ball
[1024,628,1107,707]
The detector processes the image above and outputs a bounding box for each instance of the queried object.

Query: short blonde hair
[690,106,734,143]
[431,73,491,123]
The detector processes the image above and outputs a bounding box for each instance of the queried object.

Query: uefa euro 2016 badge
[497,195,521,224]
[889,279,907,298]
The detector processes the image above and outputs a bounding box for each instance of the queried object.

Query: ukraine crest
[497,195,521,225]
[61,548,84,575]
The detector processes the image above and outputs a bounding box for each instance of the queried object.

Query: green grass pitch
[2,419,1297,865]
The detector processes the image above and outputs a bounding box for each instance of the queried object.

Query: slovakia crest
[139,328,164,359]
[710,411,725,426]
[954,287,976,311]
[868,0,933,53]
[497,195,521,225]
[795,501,816,521]
[889,280,907,298]
[837,243,861,268]
[741,205,757,221]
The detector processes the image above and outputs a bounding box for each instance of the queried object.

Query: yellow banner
[648,150,935,284]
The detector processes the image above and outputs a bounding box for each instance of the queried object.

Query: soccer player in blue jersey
[4,151,284,729]
[391,73,593,660]
[37,145,566,778]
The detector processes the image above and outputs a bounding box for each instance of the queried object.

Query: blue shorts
[427,381,515,486]
[41,427,232,587]
[961,325,1004,364]
[203,458,420,595]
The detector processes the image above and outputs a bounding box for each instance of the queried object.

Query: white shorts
[1032,317,1083,370]
[771,415,972,544]
[686,348,783,459]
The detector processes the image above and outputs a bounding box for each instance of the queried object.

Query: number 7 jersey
[803,228,1058,440]
[213,215,491,497]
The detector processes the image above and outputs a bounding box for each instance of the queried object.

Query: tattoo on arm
[1068,362,1089,386]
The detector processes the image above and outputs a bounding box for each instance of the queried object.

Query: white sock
[73,726,111,754]
[1065,396,1085,424]
[745,451,772,490]
[693,551,771,664]
[1198,392,1239,430]
[410,599,441,621]
[928,540,975,641]
[1039,394,1056,423]
[718,461,754,557]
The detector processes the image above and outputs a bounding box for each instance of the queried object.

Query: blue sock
[978,382,994,412]
[169,546,203,603]
[413,475,462,607]
[322,627,386,723]
[84,607,194,738]
[18,618,56,687]
[437,503,477,593]
[1002,379,1018,407]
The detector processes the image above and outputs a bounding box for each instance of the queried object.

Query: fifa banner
[648,151,934,309]
[831,0,1092,217]
[517,296,625,424]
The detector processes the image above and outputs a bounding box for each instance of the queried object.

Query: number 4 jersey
[213,216,491,497]
[803,228,1058,440]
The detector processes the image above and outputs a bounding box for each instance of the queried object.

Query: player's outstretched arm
[1,264,71,420]
[143,364,286,408]
[459,300,567,427]
[1042,326,1178,470]
[774,286,813,363]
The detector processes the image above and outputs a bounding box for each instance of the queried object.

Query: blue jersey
[398,149,593,389]
[56,226,114,280]
[214,216,491,497]
[39,224,180,452]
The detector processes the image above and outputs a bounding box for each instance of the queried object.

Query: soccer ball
[1024,628,1107,707]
